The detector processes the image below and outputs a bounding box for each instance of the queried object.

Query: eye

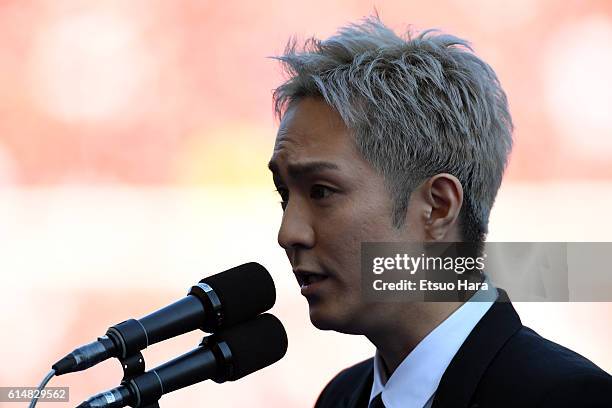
[275,187,289,209]
[310,184,336,200]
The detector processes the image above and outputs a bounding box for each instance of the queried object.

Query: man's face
[268,97,424,333]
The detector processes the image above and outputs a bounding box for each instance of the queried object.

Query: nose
[277,199,315,251]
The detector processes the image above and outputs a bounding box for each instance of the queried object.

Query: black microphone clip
[76,350,156,408]
[118,352,159,408]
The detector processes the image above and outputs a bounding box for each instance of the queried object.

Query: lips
[293,269,329,290]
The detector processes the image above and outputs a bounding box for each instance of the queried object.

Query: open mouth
[295,271,328,288]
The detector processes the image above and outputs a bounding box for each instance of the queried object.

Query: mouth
[294,270,329,294]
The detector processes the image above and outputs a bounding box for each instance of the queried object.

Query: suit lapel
[346,360,374,408]
[432,289,522,408]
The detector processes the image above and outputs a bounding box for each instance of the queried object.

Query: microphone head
[200,262,276,329]
[213,313,288,381]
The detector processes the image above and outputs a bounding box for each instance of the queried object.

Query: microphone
[76,313,288,408]
[52,262,275,376]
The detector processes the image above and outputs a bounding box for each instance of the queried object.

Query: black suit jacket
[314,294,612,408]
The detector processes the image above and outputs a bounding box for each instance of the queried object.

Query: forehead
[271,98,360,165]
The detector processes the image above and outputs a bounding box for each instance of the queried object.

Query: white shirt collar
[369,281,498,408]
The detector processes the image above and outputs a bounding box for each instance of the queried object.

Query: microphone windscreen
[217,313,288,380]
[201,262,276,328]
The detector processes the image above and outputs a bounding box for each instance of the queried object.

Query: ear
[421,173,463,241]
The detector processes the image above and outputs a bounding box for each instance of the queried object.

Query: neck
[365,301,463,375]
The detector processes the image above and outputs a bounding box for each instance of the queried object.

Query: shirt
[368,281,498,408]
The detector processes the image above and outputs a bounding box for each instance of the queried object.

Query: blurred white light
[542,16,612,157]
[28,11,154,122]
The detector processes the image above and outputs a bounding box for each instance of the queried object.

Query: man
[267,16,612,408]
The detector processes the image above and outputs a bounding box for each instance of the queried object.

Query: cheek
[314,199,396,279]
[318,195,397,248]
[349,200,398,241]
[314,203,376,249]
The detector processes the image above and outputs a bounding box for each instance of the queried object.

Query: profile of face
[268,97,464,334]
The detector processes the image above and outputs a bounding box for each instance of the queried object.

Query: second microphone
[52,262,276,376]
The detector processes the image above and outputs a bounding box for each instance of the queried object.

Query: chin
[309,315,336,331]
[307,299,363,334]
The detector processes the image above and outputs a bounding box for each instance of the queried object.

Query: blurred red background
[1,1,611,407]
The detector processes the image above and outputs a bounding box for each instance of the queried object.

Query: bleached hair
[271,16,513,242]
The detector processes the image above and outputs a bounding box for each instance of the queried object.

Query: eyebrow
[268,160,340,179]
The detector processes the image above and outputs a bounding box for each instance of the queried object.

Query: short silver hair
[271,16,513,242]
